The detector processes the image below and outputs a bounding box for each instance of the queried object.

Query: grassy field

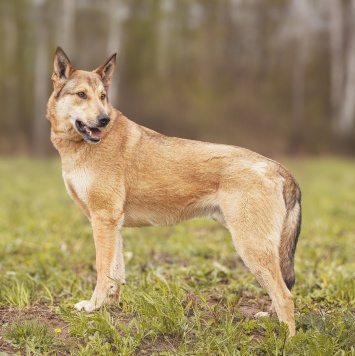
[0,158,354,355]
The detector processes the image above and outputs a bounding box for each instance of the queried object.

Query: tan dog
[47,47,301,336]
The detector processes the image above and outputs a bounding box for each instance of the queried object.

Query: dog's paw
[74,300,100,313]
[254,311,270,319]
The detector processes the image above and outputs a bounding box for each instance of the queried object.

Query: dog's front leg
[111,229,126,302]
[74,210,124,312]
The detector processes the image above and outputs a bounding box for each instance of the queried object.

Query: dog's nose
[97,114,110,127]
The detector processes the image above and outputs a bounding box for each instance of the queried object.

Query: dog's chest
[62,168,92,206]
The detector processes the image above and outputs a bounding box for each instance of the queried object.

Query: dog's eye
[77,92,86,99]
[101,94,106,100]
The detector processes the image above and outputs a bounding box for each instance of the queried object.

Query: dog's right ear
[51,46,75,90]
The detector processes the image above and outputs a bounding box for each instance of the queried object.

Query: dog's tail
[279,174,302,290]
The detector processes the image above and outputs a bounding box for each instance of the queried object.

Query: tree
[338,0,355,133]
[33,0,50,156]
[328,0,344,128]
[106,0,129,106]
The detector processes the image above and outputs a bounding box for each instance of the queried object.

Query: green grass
[3,319,63,354]
[0,157,354,355]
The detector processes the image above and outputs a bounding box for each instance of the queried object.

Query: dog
[46,47,301,336]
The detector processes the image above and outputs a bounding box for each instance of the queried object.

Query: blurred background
[0,0,355,157]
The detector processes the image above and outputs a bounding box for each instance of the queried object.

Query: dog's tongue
[85,126,102,139]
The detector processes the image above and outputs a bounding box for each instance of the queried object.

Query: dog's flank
[46,47,301,336]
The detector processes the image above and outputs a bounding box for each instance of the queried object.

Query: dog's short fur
[47,47,301,336]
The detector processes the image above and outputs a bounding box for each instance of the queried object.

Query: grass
[3,319,62,354]
[0,157,354,355]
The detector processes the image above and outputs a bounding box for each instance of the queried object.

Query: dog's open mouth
[75,120,102,143]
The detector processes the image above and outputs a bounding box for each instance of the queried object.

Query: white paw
[254,311,270,319]
[74,300,100,313]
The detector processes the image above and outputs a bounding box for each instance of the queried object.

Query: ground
[0,158,354,355]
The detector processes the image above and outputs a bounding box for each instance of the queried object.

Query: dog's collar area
[75,120,101,143]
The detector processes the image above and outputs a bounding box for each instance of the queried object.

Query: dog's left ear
[94,53,117,91]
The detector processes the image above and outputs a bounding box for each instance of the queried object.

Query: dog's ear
[93,53,117,91]
[52,46,75,90]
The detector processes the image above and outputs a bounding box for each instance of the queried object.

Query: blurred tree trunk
[33,0,50,156]
[3,1,19,153]
[157,0,174,80]
[57,0,75,55]
[338,0,355,133]
[290,40,306,153]
[328,0,344,126]
[288,0,310,153]
[106,0,128,106]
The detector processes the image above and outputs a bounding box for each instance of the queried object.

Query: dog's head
[47,47,116,144]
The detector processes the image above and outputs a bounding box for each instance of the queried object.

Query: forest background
[1,0,355,157]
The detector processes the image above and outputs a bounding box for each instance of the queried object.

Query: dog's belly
[123,206,170,227]
[123,195,224,227]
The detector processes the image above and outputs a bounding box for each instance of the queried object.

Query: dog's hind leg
[220,193,296,336]
[75,211,124,312]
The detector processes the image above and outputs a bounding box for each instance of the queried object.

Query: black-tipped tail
[279,178,301,290]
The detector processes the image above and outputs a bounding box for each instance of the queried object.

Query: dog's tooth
[84,126,92,136]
